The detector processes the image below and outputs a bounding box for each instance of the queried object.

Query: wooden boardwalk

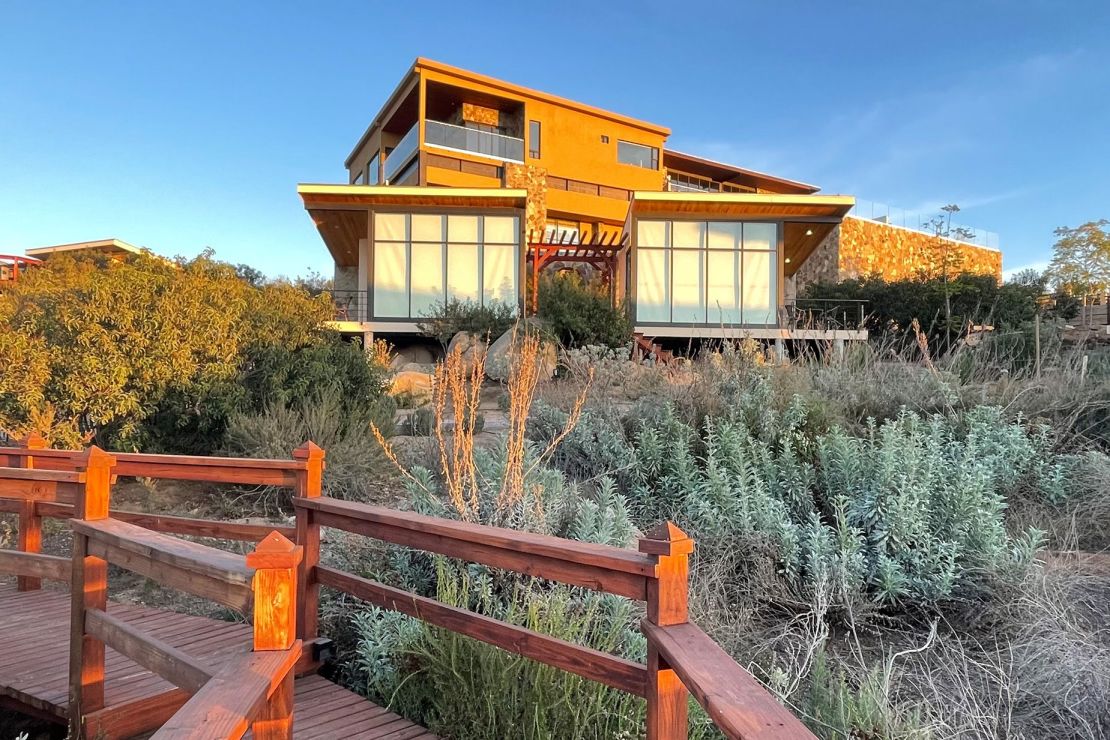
[0,584,436,739]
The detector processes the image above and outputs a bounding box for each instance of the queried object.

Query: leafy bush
[803,273,1047,352]
[141,338,391,454]
[402,407,436,436]
[624,402,1051,606]
[0,250,333,449]
[536,272,632,348]
[417,299,516,346]
[224,387,395,509]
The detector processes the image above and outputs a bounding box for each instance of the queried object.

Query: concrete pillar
[834,338,846,361]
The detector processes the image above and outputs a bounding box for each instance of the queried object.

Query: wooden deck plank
[0,584,437,738]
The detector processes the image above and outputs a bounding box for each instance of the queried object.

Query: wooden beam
[317,565,648,697]
[0,549,70,582]
[642,621,815,740]
[299,497,653,600]
[85,608,215,694]
[150,643,301,739]
[84,689,191,739]
[36,501,294,541]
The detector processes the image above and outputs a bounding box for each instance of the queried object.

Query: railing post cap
[638,521,694,557]
[247,530,304,569]
[83,445,117,469]
[293,441,325,461]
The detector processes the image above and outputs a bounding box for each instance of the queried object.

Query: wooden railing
[0,437,812,739]
[0,448,303,739]
[294,497,814,740]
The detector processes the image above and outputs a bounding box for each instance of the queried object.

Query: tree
[1046,219,1110,297]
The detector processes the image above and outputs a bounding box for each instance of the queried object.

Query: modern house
[300,58,1001,345]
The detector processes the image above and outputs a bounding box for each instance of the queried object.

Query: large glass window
[367,153,380,185]
[635,219,778,325]
[372,212,520,318]
[618,140,659,170]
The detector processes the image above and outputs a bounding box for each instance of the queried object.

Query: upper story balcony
[384,123,420,182]
[424,119,524,164]
[664,171,756,194]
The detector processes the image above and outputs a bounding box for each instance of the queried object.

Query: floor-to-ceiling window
[635,219,778,325]
[373,212,519,318]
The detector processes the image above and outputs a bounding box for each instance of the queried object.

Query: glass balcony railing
[424,120,524,163]
[851,198,1000,250]
[384,124,419,182]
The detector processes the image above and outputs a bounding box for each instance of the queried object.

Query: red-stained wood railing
[51,446,302,739]
[294,496,815,740]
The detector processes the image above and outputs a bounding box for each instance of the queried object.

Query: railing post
[293,441,324,643]
[68,446,116,738]
[247,531,304,739]
[16,432,47,591]
[639,522,693,740]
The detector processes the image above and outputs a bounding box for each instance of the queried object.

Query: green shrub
[536,272,632,348]
[402,407,436,436]
[142,337,390,454]
[418,299,516,346]
[224,387,395,509]
[0,250,332,449]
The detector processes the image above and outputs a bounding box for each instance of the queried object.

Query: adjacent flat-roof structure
[24,238,142,260]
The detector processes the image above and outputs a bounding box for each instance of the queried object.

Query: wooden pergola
[526,229,629,312]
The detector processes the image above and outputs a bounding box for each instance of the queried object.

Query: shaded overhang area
[630,192,855,277]
[297,184,528,267]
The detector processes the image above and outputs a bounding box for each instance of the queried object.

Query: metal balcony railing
[782,298,869,331]
[424,120,524,163]
[329,289,369,323]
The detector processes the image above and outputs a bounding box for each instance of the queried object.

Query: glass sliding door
[634,219,778,326]
[371,212,520,320]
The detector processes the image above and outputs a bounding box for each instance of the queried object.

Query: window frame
[617,140,660,170]
[528,120,541,159]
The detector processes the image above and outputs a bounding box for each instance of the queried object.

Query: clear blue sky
[2,1,1107,278]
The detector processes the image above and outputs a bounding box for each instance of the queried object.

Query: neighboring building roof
[663,149,820,195]
[25,238,142,259]
[345,57,671,168]
[298,184,529,267]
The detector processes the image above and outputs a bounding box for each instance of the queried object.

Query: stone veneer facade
[796,216,1003,290]
[504,163,548,240]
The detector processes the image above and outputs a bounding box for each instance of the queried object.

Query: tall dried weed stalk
[373,328,592,521]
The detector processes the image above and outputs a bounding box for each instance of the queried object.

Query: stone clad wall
[459,103,500,127]
[796,216,1003,290]
[505,163,548,240]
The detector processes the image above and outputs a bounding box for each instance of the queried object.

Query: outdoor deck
[0,584,435,739]
[0,438,814,739]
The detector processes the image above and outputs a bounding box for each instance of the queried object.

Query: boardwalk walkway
[0,584,436,739]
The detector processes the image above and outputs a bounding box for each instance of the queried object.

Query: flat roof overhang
[662,150,820,195]
[630,192,855,276]
[298,184,528,267]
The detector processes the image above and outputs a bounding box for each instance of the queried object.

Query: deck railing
[0,438,812,740]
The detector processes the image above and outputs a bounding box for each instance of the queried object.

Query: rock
[486,322,558,381]
[390,371,433,403]
[389,344,437,370]
[447,332,488,373]
[400,361,437,374]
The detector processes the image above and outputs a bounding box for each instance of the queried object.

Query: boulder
[486,323,558,382]
[389,344,437,370]
[400,361,437,374]
[390,371,433,403]
[447,331,488,373]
